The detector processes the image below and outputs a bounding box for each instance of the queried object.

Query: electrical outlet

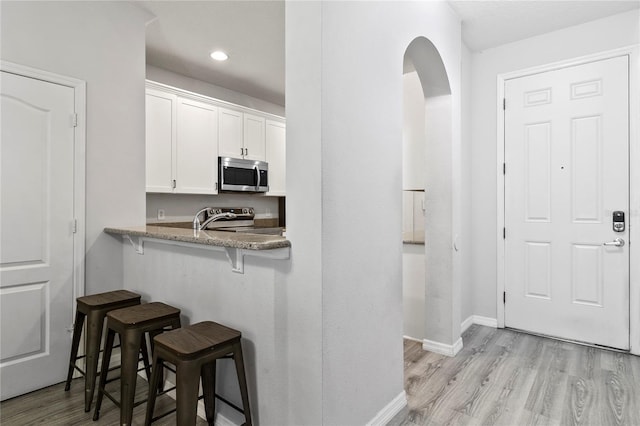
[157,209,165,220]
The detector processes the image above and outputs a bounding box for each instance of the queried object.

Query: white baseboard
[460,316,474,333]
[473,315,498,328]
[402,335,422,343]
[422,337,463,357]
[461,315,498,333]
[366,391,407,426]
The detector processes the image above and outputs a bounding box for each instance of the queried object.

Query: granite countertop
[104,225,290,251]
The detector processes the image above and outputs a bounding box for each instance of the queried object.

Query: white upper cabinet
[146,89,176,193]
[265,120,285,196]
[175,98,218,194]
[243,113,266,161]
[218,107,244,158]
[218,108,266,161]
[145,81,284,195]
[146,85,218,194]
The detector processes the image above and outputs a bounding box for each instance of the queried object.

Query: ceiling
[141,1,285,106]
[450,0,640,51]
[139,1,639,107]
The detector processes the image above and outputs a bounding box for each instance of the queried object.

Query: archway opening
[402,37,458,354]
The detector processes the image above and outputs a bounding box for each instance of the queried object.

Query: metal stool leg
[175,360,202,426]
[93,328,116,421]
[119,328,143,426]
[144,351,163,426]
[83,309,106,412]
[233,342,252,426]
[64,309,85,392]
[201,361,216,426]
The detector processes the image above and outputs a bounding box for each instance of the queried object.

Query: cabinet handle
[241,147,244,157]
[245,148,248,156]
[172,179,176,189]
[215,182,218,190]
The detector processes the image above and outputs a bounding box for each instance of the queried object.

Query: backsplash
[146,193,281,223]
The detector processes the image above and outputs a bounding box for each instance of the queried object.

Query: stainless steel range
[193,207,283,235]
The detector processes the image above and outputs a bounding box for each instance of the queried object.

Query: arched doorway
[402,37,461,356]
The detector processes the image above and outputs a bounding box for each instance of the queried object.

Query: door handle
[603,238,625,247]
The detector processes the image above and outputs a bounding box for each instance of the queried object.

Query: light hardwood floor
[389,325,640,426]
[0,373,208,425]
[2,326,639,425]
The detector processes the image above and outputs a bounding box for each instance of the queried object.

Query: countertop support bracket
[225,248,244,274]
[124,235,144,254]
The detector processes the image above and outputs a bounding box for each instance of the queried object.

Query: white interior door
[504,55,629,350]
[1,71,76,399]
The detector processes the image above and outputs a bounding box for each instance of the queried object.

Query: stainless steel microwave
[218,157,269,193]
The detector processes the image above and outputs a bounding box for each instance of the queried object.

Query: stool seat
[145,321,252,426]
[76,289,141,309]
[93,301,181,425]
[107,302,181,328]
[65,290,142,413]
[153,321,240,358]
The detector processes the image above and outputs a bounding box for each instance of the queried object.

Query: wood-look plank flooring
[3,326,639,425]
[389,325,640,426]
[0,372,208,425]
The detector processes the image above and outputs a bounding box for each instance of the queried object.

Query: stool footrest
[215,393,245,415]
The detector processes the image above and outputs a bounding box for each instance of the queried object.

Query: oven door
[219,157,269,192]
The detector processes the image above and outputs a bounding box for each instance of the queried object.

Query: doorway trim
[495,45,640,355]
[1,60,87,309]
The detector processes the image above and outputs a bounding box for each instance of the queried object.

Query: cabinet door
[218,107,243,158]
[243,113,266,161]
[146,89,176,193]
[265,120,285,196]
[175,98,218,194]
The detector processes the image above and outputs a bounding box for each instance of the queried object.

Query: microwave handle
[254,164,261,191]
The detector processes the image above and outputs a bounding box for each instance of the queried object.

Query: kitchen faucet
[193,207,238,231]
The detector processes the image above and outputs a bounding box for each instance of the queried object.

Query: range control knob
[249,208,254,215]
[242,208,249,214]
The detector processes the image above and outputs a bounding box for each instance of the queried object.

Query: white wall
[147,65,285,116]
[403,243,426,339]
[286,1,462,423]
[460,42,473,323]
[470,10,640,319]
[0,1,150,294]
[281,2,325,424]
[403,71,426,191]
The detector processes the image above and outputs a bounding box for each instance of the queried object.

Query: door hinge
[503,291,506,304]
[503,163,506,175]
[71,113,78,127]
[503,227,506,239]
[72,219,78,234]
[503,98,506,110]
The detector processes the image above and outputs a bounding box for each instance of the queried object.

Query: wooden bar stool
[64,289,142,412]
[144,321,252,426]
[93,302,181,426]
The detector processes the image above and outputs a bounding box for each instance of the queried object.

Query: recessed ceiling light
[210,50,229,61]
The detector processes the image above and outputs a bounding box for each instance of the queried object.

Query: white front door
[1,71,76,399]
[504,55,629,350]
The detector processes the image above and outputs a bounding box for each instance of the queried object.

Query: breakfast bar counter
[105,225,290,274]
[105,225,290,250]
[111,223,291,424]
